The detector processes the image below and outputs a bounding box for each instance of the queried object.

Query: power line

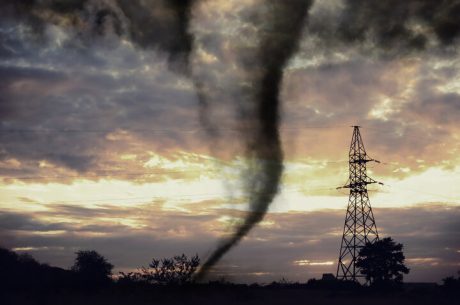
[365,161,460,201]
[0,129,201,134]
[4,179,457,206]
[4,185,341,205]
[0,161,348,180]
[382,184,460,202]
[39,192,230,204]
[3,166,457,203]
[0,124,436,145]
[0,169,216,180]
[0,125,349,134]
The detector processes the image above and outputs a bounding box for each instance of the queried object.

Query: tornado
[194,0,313,280]
[1,0,311,278]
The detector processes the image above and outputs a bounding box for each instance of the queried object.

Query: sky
[1,0,460,283]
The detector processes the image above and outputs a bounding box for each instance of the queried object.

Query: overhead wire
[333,153,460,201]
[1,124,458,203]
[381,184,460,202]
[0,125,350,134]
[0,169,214,180]
[7,185,340,206]
[0,160,348,181]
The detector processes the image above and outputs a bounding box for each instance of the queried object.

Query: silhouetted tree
[0,247,39,290]
[357,237,409,286]
[71,250,113,288]
[0,247,74,292]
[442,270,460,292]
[119,254,199,286]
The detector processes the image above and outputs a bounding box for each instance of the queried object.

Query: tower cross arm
[337,178,384,190]
[349,157,381,164]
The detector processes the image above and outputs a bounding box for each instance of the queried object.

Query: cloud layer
[1,204,459,283]
[1,1,460,180]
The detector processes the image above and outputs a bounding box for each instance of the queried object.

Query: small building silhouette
[321,273,336,281]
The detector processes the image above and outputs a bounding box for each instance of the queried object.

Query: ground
[2,285,456,305]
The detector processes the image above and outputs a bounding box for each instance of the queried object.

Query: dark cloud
[0,37,203,176]
[405,77,460,125]
[115,0,195,70]
[0,0,196,68]
[0,0,220,179]
[1,1,459,176]
[308,0,460,55]
[0,211,68,232]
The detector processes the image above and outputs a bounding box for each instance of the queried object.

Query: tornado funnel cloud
[195,0,313,280]
[196,159,282,280]
[3,0,313,281]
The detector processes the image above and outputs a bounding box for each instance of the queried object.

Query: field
[2,285,457,305]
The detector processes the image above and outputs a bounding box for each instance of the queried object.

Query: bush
[119,254,200,286]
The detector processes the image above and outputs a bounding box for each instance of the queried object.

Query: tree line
[1,237,459,293]
[0,247,202,293]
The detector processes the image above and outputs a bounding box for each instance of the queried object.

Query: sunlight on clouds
[38,160,55,168]
[271,192,345,212]
[406,257,441,266]
[120,154,137,161]
[247,272,271,276]
[259,220,276,227]
[438,79,460,94]
[293,260,334,266]
[369,97,398,121]
[368,60,419,121]
[309,261,335,266]
[165,226,193,239]
[1,177,227,213]
[27,230,68,236]
[12,246,65,252]
[279,162,460,212]
[109,217,146,229]
[12,247,42,251]
[106,129,132,141]
[3,152,460,219]
[143,152,213,170]
[432,58,460,94]
[196,47,218,64]
[325,230,343,237]
[0,158,22,169]
[293,260,310,266]
[372,166,460,207]
[217,215,242,225]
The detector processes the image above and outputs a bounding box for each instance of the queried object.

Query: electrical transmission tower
[336,126,382,282]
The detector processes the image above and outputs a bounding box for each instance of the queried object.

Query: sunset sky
[1,0,460,283]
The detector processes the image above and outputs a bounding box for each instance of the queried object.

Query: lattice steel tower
[336,126,382,281]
